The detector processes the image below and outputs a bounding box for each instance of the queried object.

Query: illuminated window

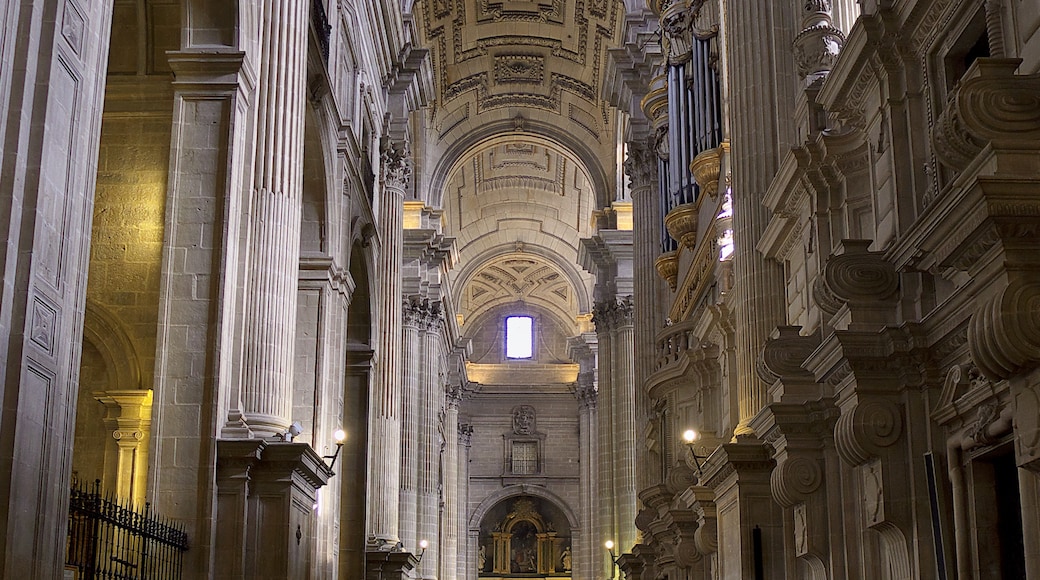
[511,441,538,474]
[505,316,533,359]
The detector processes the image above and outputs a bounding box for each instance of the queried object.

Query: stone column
[595,303,616,575]
[237,0,310,438]
[399,299,424,551]
[612,301,638,553]
[153,46,255,573]
[0,1,114,573]
[442,387,463,580]
[725,0,794,435]
[625,137,663,495]
[95,390,153,502]
[575,375,598,580]
[458,423,474,580]
[417,307,444,578]
[297,256,353,577]
[367,139,411,544]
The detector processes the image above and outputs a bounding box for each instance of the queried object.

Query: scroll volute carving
[665,462,697,495]
[756,326,821,385]
[932,58,1040,170]
[770,455,824,508]
[816,240,898,327]
[834,399,903,467]
[967,277,1040,381]
[691,493,717,555]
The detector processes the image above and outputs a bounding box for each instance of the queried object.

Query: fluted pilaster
[594,298,639,557]
[442,387,463,580]
[399,299,423,551]
[626,138,661,496]
[238,0,310,437]
[575,377,597,580]
[367,138,411,544]
[417,309,443,579]
[458,424,474,580]
[595,302,615,577]
[726,0,793,435]
[613,301,638,552]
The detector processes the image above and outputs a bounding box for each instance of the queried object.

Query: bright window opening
[506,316,533,359]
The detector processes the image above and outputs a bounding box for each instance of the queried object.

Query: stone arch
[451,244,594,318]
[428,118,613,212]
[468,484,579,531]
[80,300,143,392]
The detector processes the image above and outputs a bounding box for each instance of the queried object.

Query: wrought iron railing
[66,480,188,579]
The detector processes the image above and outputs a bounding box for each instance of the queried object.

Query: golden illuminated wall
[74,77,171,500]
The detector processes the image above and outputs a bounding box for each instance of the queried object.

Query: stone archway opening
[477,495,574,578]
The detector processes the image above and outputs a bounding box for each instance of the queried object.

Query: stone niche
[478,496,573,578]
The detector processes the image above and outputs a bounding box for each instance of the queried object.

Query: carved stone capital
[793,24,844,82]
[593,297,635,332]
[932,58,1040,170]
[380,138,412,190]
[625,140,658,190]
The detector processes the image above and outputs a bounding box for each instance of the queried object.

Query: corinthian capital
[380,138,411,190]
[624,140,658,191]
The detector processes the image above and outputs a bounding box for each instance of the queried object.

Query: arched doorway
[477,494,574,578]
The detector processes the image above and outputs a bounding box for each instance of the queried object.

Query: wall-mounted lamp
[324,429,346,468]
[417,539,428,563]
[683,429,709,477]
[283,421,303,442]
[605,540,620,579]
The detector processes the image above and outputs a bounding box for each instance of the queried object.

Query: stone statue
[478,545,486,570]
[561,547,572,571]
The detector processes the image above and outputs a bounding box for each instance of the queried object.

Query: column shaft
[367,141,409,543]
[725,0,793,433]
[442,392,461,580]
[417,315,442,578]
[576,383,597,580]
[458,425,474,580]
[239,0,309,436]
[595,309,615,577]
[399,305,422,551]
[613,316,638,551]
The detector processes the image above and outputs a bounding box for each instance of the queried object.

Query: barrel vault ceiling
[413,0,626,341]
